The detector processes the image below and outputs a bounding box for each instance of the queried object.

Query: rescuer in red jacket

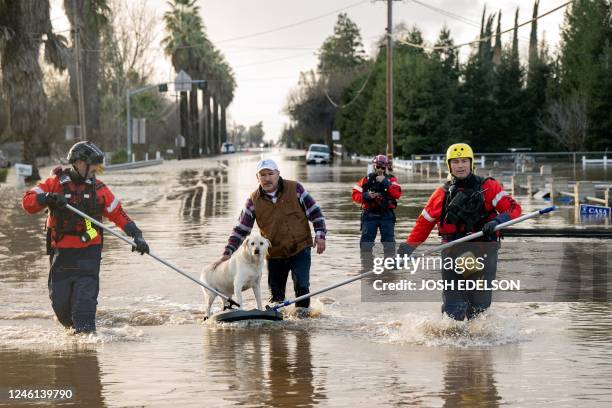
[352,155,402,270]
[399,143,521,320]
[22,141,149,334]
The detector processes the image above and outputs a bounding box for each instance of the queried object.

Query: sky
[51,0,571,142]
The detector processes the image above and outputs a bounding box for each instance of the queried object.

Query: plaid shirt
[224,179,326,255]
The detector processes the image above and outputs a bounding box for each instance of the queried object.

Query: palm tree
[205,50,235,154]
[216,59,236,146]
[163,0,211,158]
[0,0,67,181]
[63,0,110,144]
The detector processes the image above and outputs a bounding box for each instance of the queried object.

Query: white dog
[201,233,270,318]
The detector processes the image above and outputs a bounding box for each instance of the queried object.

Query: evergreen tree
[286,13,367,148]
[556,0,611,149]
[526,1,554,150]
[457,8,497,151]
[494,8,525,149]
[318,12,366,76]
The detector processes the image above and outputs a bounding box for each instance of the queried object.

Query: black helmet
[67,141,104,165]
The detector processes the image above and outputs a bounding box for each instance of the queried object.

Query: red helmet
[373,154,389,168]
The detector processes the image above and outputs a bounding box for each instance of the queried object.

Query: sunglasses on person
[375,165,386,170]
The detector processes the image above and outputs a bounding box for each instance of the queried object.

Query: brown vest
[251,179,313,259]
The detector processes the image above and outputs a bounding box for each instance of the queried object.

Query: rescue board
[209,308,283,322]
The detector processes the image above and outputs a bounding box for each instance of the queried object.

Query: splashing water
[0,323,146,350]
[378,309,531,348]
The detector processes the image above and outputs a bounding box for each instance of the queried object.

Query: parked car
[305,144,331,164]
[221,142,236,154]
[0,150,10,168]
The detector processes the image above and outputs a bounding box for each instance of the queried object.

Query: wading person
[22,141,150,333]
[352,154,402,271]
[400,143,521,320]
[215,159,326,313]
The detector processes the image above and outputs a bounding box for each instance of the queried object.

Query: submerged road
[1,149,611,407]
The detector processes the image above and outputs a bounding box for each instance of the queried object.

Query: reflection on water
[556,242,610,302]
[0,185,46,282]
[568,303,612,346]
[168,166,230,247]
[441,350,500,408]
[202,327,326,407]
[0,348,105,407]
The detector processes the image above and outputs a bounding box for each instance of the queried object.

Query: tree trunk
[189,86,199,157]
[212,95,220,154]
[206,93,213,155]
[0,0,54,181]
[179,91,189,158]
[201,89,210,155]
[221,105,227,144]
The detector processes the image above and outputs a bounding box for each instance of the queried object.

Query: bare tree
[99,0,160,150]
[538,96,589,151]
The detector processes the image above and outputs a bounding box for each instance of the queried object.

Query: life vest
[361,173,398,212]
[49,169,103,244]
[438,175,497,240]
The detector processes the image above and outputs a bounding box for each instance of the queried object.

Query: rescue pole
[271,206,557,311]
[65,204,240,308]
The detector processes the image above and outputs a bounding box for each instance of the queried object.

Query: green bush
[110,150,128,164]
[0,168,7,183]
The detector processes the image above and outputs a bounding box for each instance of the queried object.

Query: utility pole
[386,0,394,164]
[73,0,87,141]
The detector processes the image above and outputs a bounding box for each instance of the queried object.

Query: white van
[305,144,330,164]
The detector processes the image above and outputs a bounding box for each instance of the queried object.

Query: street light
[125,76,206,162]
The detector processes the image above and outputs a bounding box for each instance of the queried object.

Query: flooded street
[1,149,611,407]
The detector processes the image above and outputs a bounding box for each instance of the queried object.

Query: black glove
[124,222,149,255]
[132,234,149,255]
[44,193,67,210]
[397,242,415,257]
[482,219,501,240]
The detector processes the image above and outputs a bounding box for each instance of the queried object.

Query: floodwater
[1,149,611,407]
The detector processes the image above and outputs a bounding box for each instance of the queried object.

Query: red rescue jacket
[407,174,521,245]
[352,173,402,212]
[22,167,133,249]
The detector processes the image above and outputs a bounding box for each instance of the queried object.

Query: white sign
[332,130,340,141]
[15,163,32,177]
[174,70,192,92]
[131,118,146,144]
[65,125,80,141]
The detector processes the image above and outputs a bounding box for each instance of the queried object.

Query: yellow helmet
[446,143,474,172]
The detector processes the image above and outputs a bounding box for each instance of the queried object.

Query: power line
[394,1,571,52]
[409,0,480,28]
[324,65,376,109]
[407,0,530,42]
[160,0,371,53]
[215,0,371,44]
[66,1,374,55]
[233,52,315,69]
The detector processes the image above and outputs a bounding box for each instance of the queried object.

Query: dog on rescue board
[201,232,270,318]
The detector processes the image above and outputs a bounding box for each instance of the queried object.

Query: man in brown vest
[216,159,327,311]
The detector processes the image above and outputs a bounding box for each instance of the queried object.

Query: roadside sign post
[15,163,32,186]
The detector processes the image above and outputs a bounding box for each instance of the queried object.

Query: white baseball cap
[256,159,279,172]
